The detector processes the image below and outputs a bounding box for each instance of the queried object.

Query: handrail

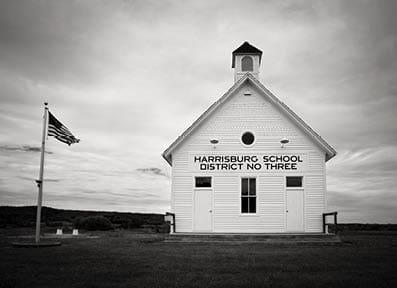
[323,212,338,234]
[165,212,176,233]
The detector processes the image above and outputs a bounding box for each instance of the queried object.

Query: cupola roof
[232,41,263,68]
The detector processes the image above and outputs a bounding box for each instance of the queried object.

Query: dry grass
[0,228,396,288]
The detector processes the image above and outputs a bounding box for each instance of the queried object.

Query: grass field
[0,228,396,288]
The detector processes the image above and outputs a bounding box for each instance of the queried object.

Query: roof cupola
[232,41,262,82]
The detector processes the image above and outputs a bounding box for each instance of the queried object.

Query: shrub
[157,223,170,233]
[121,218,145,229]
[74,216,113,231]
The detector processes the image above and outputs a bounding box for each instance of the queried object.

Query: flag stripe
[48,127,72,137]
[47,111,80,146]
[48,128,73,137]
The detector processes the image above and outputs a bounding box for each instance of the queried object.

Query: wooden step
[164,233,342,244]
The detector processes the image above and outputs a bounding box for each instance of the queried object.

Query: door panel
[286,189,304,232]
[194,189,212,232]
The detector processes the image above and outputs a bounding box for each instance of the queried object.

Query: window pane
[241,197,249,213]
[242,178,248,195]
[249,197,256,213]
[195,177,211,188]
[249,178,256,195]
[241,56,253,71]
[242,132,255,145]
[286,176,302,187]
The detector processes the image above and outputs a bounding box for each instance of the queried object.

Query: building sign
[190,154,305,172]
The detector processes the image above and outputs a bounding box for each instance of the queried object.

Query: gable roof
[232,41,263,68]
[162,73,336,165]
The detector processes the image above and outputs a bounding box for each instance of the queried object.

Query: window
[241,131,255,146]
[286,176,303,188]
[241,178,256,213]
[195,177,211,188]
[241,56,253,71]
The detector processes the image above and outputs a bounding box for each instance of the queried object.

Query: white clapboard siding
[171,81,328,233]
[211,175,285,232]
[304,175,326,232]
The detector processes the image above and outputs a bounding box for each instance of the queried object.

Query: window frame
[285,176,304,189]
[240,177,257,214]
[194,176,212,189]
[241,56,254,72]
[240,131,256,147]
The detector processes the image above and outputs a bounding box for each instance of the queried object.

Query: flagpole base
[12,241,61,248]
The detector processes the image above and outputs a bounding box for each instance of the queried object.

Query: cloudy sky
[0,0,396,223]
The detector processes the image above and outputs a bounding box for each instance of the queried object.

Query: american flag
[47,111,80,146]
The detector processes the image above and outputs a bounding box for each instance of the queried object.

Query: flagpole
[35,102,48,243]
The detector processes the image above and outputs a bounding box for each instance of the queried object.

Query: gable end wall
[171,82,327,233]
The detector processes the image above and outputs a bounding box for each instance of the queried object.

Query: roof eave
[232,52,262,68]
[162,152,172,166]
[325,150,337,162]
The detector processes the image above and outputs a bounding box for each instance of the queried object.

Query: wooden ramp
[164,233,342,245]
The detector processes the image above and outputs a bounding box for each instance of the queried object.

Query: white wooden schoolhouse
[163,42,336,233]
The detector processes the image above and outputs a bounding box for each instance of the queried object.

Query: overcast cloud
[0,0,396,222]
